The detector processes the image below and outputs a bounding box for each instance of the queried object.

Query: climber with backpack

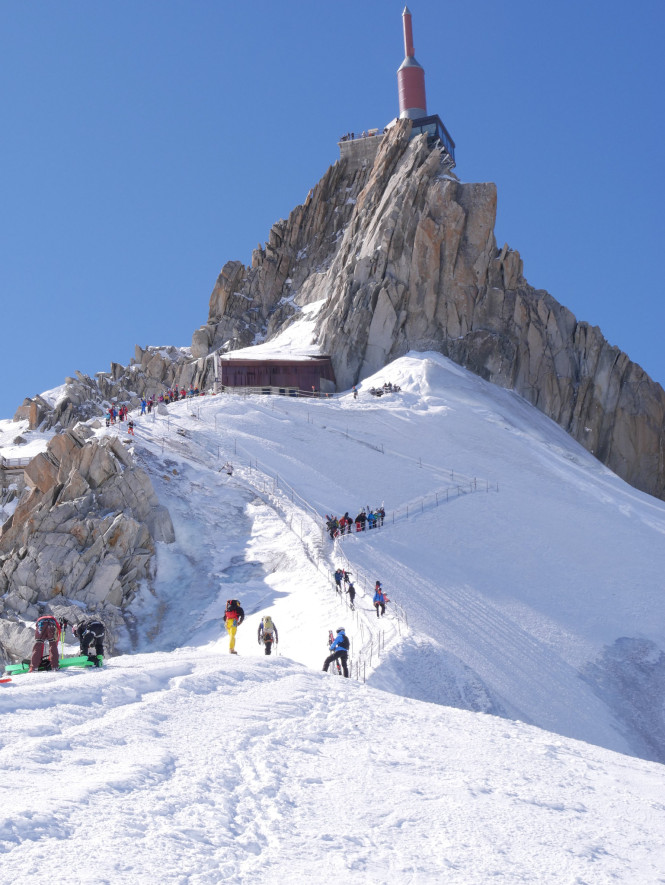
[72,618,105,667]
[257,615,279,655]
[225,599,245,654]
[28,614,62,672]
[373,581,386,618]
[323,627,350,678]
[346,582,356,611]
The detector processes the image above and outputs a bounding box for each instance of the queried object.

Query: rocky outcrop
[0,428,174,662]
[16,347,216,433]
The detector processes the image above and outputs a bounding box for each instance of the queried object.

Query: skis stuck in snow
[4,655,103,675]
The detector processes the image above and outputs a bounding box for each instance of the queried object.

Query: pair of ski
[4,655,103,675]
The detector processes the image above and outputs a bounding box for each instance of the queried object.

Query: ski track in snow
[2,653,665,884]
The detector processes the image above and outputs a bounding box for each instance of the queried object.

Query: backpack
[262,616,274,638]
[35,616,60,642]
[226,599,241,618]
[79,620,105,639]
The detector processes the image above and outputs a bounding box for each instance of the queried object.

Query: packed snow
[2,352,665,883]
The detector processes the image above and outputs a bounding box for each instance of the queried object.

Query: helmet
[336,627,345,634]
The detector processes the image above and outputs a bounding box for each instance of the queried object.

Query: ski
[4,655,102,675]
[0,676,11,684]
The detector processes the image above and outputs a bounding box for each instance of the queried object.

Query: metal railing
[218,386,339,399]
[0,456,32,470]
[328,477,498,544]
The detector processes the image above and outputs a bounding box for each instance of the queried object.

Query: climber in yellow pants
[224,599,245,654]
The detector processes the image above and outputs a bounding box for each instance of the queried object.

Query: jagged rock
[0,432,175,661]
[145,505,176,544]
[13,403,32,422]
[82,559,122,606]
[23,452,59,495]
[191,326,213,359]
[0,619,34,663]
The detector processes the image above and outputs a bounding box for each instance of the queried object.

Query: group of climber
[368,382,402,397]
[26,576,386,678]
[105,404,135,435]
[334,568,356,610]
[321,574,388,678]
[225,598,351,677]
[326,505,386,539]
[159,386,202,405]
[334,569,387,618]
[106,404,130,426]
[27,614,105,672]
[223,599,280,656]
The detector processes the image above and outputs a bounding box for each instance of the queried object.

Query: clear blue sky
[1,0,664,421]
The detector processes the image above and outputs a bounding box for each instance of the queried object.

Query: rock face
[194,158,374,357]
[0,429,174,662]
[190,120,665,500]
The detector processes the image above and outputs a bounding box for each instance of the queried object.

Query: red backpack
[225,600,241,621]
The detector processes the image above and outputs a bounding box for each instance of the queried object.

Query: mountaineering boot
[230,649,238,655]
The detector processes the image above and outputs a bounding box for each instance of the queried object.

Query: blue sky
[1,0,664,421]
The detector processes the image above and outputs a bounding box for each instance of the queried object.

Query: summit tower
[397,6,427,120]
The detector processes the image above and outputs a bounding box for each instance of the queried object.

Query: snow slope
[120,352,665,762]
[2,351,665,882]
[2,650,664,884]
